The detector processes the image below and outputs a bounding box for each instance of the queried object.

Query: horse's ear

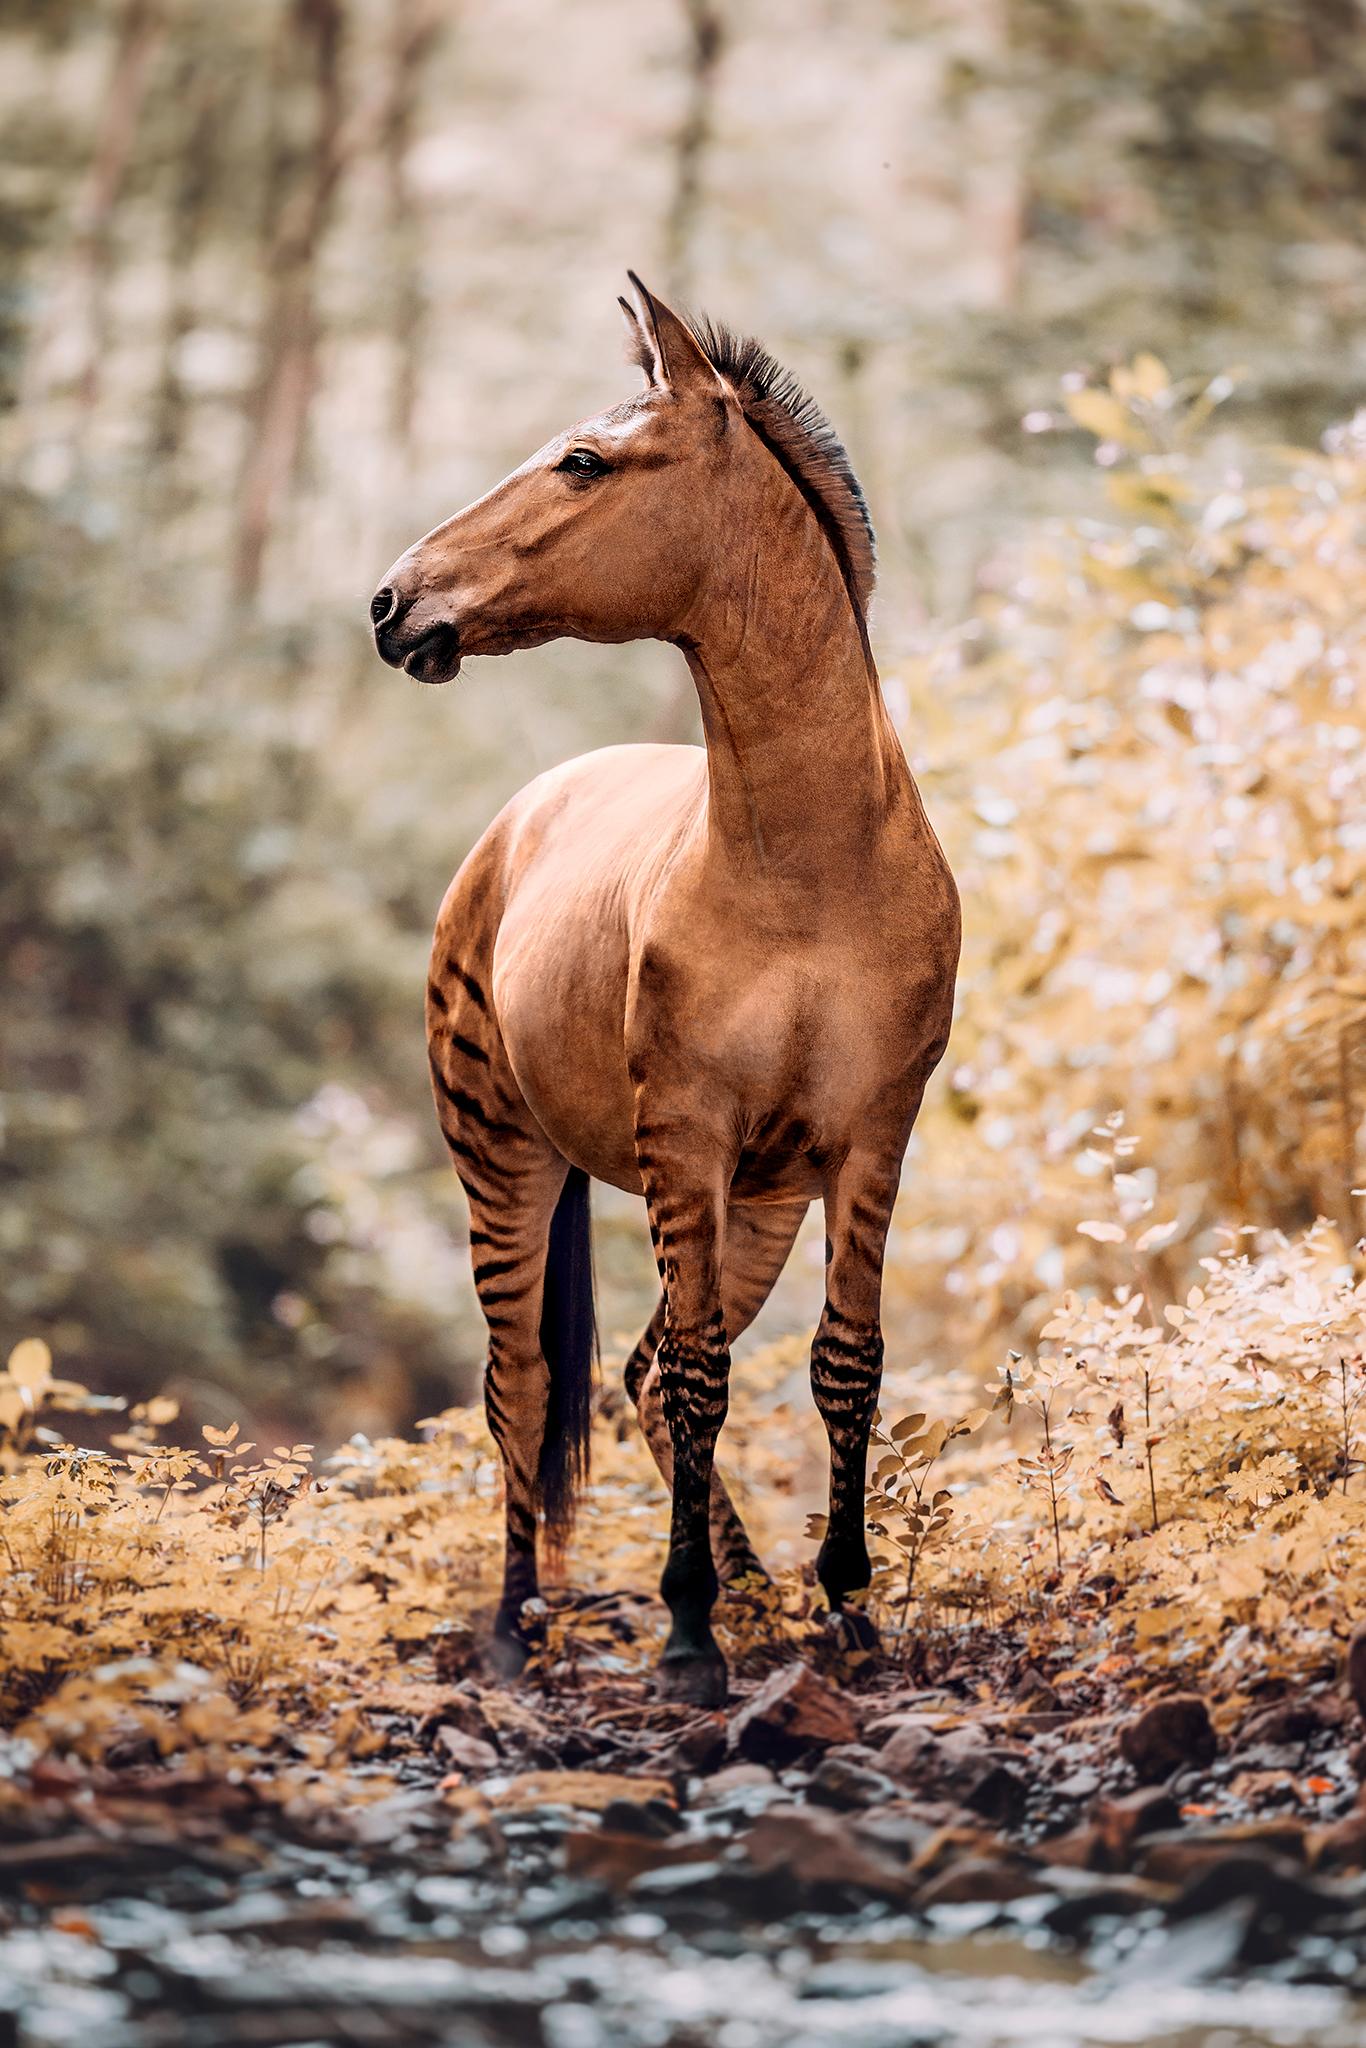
[619,295,658,387]
[625,271,719,397]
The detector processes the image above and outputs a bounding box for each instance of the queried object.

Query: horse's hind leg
[429,984,581,1669]
[625,1198,806,1585]
[461,1149,574,1665]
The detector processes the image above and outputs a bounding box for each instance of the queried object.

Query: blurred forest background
[2,0,1364,1447]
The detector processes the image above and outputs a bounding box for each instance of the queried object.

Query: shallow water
[5,1896,1362,2048]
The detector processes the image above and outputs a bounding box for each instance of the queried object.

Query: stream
[3,1820,1362,2048]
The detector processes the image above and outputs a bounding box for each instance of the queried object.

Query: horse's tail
[537,1165,598,1546]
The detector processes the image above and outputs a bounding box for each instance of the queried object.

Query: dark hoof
[824,1606,881,1655]
[654,1652,729,1708]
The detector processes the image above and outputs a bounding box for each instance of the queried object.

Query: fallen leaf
[479,1770,676,1813]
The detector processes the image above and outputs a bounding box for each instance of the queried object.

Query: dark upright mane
[686,318,876,622]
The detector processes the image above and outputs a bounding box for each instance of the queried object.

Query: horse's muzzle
[372,599,463,684]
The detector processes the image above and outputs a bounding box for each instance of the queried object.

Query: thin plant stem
[1143,1369,1159,1532]
[1041,1398,1063,1575]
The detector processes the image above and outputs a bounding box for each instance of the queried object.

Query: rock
[658,1714,727,1776]
[694,1762,776,1803]
[412,1683,500,1750]
[513,1876,612,1926]
[1054,1766,1102,1800]
[961,1761,1026,1827]
[627,1856,790,1919]
[598,1797,683,1840]
[1014,1665,1062,1714]
[916,1854,1043,1908]
[25,1759,86,1798]
[741,1804,912,1905]
[1094,1787,1181,1867]
[1136,1820,1308,1886]
[1107,1898,1257,1989]
[1041,1873,1165,1936]
[855,1804,955,1863]
[1238,1698,1322,1748]
[434,1727,499,1775]
[1039,1823,1104,1872]
[1226,1767,1300,1808]
[348,1788,451,1849]
[1041,1792,1175,1880]
[626,1858,729,1900]
[905,1819,1004,1886]
[866,1709,947,1747]
[1119,1694,1217,1783]
[564,1828,714,1889]
[808,1752,899,1811]
[1347,1622,1366,1722]
[864,1689,956,1727]
[1169,1854,1339,1937]
[880,1722,1026,1827]
[1310,1802,1366,1871]
[877,1720,938,1775]
[486,1769,677,1815]
[729,1663,859,1763]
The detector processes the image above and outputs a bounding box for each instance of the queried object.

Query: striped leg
[637,1154,732,1706]
[467,1157,572,1663]
[811,1154,901,1636]
[427,969,568,1668]
[625,1200,806,1584]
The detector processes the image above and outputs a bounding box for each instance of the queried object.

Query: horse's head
[371,275,744,684]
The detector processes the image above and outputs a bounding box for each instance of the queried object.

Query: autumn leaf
[1078,1221,1126,1244]
[7,1338,53,1394]
[1064,387,1147,449]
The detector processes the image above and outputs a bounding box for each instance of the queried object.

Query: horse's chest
[630,942,918,1131]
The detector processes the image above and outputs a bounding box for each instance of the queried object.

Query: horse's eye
[559,448,608,480]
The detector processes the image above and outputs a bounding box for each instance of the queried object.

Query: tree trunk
[383,0,444,454]
[663,0,723,300]
[148,47,219,466]
[231,0,347,608]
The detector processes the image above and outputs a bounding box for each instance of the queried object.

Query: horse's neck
[679,499,907,898]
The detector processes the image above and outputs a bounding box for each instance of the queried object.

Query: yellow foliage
[894,366,1366,1381]
[2,1162,1362,1767]
[3,368,1364,1768]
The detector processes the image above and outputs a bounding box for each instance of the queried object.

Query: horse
[370,275,960,1706]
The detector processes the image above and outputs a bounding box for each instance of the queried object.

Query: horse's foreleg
[632,1348,762,1589]
[626,1199,806,1585]
[811,1152,901,1634]
[638,1161,732,1707]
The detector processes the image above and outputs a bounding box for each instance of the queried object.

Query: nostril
[370,586,398,629]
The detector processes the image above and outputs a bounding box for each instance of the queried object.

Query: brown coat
[372,276,959,1703]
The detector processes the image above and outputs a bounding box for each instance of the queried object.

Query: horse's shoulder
[499,743,705,840]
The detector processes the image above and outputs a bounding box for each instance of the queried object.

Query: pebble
[1119,1694,1217,1783]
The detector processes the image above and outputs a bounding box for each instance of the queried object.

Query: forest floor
[6,1207,1366,2047]
[6,1593,1366,2048]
